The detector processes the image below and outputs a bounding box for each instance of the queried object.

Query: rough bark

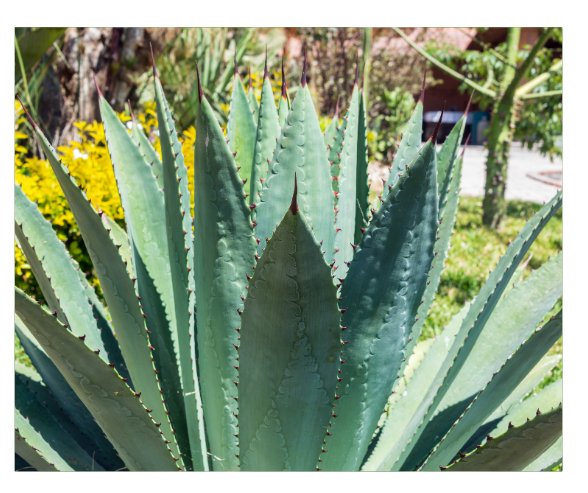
[38,28,153,145]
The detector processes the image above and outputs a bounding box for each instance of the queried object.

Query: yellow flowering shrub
[15,100,196,299]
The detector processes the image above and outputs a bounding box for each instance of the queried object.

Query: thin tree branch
[504,28,554,97]
[392,27,497,99]
[516,60,562,97]
[520,89,562,101]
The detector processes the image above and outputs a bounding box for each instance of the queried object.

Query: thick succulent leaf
[446,407,562,471]
[436,116,466,213]
[16,365,103,471]
[31,122,181,461]
[255,85,335,263]
[406,252,563,468]
[15,290,180,471]
[328,116,347,195]
[320,141,438,471]
[355,90,369,243]
[130,118,163,189]
[248,87,259,123]
[250,77,281,207]
[227,74,257,193]
[15,184,118,364]
[333,86,360,277]
[154,76,208,470]
[278,91,290,129]
[421,311,562,470]
[396,153,462,386]
[524,436,562,471]
[438,252,562,414]
[383,101,423,197]
[363,302,469,471]
[14,316,124,470]
[323,114,339,152]
[15,318,124,470]
[239,208,341,471]
[388,191,562,470]
[491,380,562,440]
[100,95,187,466]
[194,94,256,470]
[15,429,57,472]
[100,212,133,275]
[464,354,562,452]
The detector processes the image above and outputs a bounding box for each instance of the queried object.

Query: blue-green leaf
[421,311,562,470]
[240,207,341,471]
[31,119,183,467]
[388,191,562,470]
[320,141,438,471]
[15,289,180,471]
[194,93,256,470]
[255,85,335,263]
[383,101,423,197]
[250,76,281,207]
[228,73,257,193]
[154,76,208,470]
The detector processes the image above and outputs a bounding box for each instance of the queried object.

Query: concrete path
[368,142,563,204]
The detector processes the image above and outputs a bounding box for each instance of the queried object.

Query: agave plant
[14,49,562,472]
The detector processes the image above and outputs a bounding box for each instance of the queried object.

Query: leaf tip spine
[301,44,308,87]
[196,63,203,102]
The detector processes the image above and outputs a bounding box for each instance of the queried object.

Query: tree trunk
[39,28,152,145]
[482,28,520,228]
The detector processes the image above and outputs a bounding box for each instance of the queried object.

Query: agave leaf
[250,76,281,207]
[388,191,562,470]
[227,73,257,193]
[363,302,470,471]
[333,85,360,278]
[490,380,562,439]
[15,320,124,470]
[383,101,423,198]
[154,75,209,470]
[14,184,121,368]
[248,85,260,123]
[100,94,189,466]
[16,365,103,471]
[396,152,462,387]
[255,84,335,263]
[15,290,180,471]
[31,120,183,466]
[278,91,290,129]
[130,117,163,189]
[15,429,57,472]
[327,115,347,195]
[436,116,466,213]
[355,90,369,243]
[439,252,562,414]
[239,205,341,471]
[320,141,438,471]
[194,93,256,470]
[404,252,563,469]
[460,354,561,455]
[324,112,341,155]
[446,407,562,471]
[100,212,133,273]
[277,68,290,129]
[421,310,562,470]
[524,436,562,471]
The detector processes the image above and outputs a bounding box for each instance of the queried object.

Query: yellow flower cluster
[15,100,196,295]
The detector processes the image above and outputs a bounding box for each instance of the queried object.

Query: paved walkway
[460,143,562,204]
[368,142,563,204]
